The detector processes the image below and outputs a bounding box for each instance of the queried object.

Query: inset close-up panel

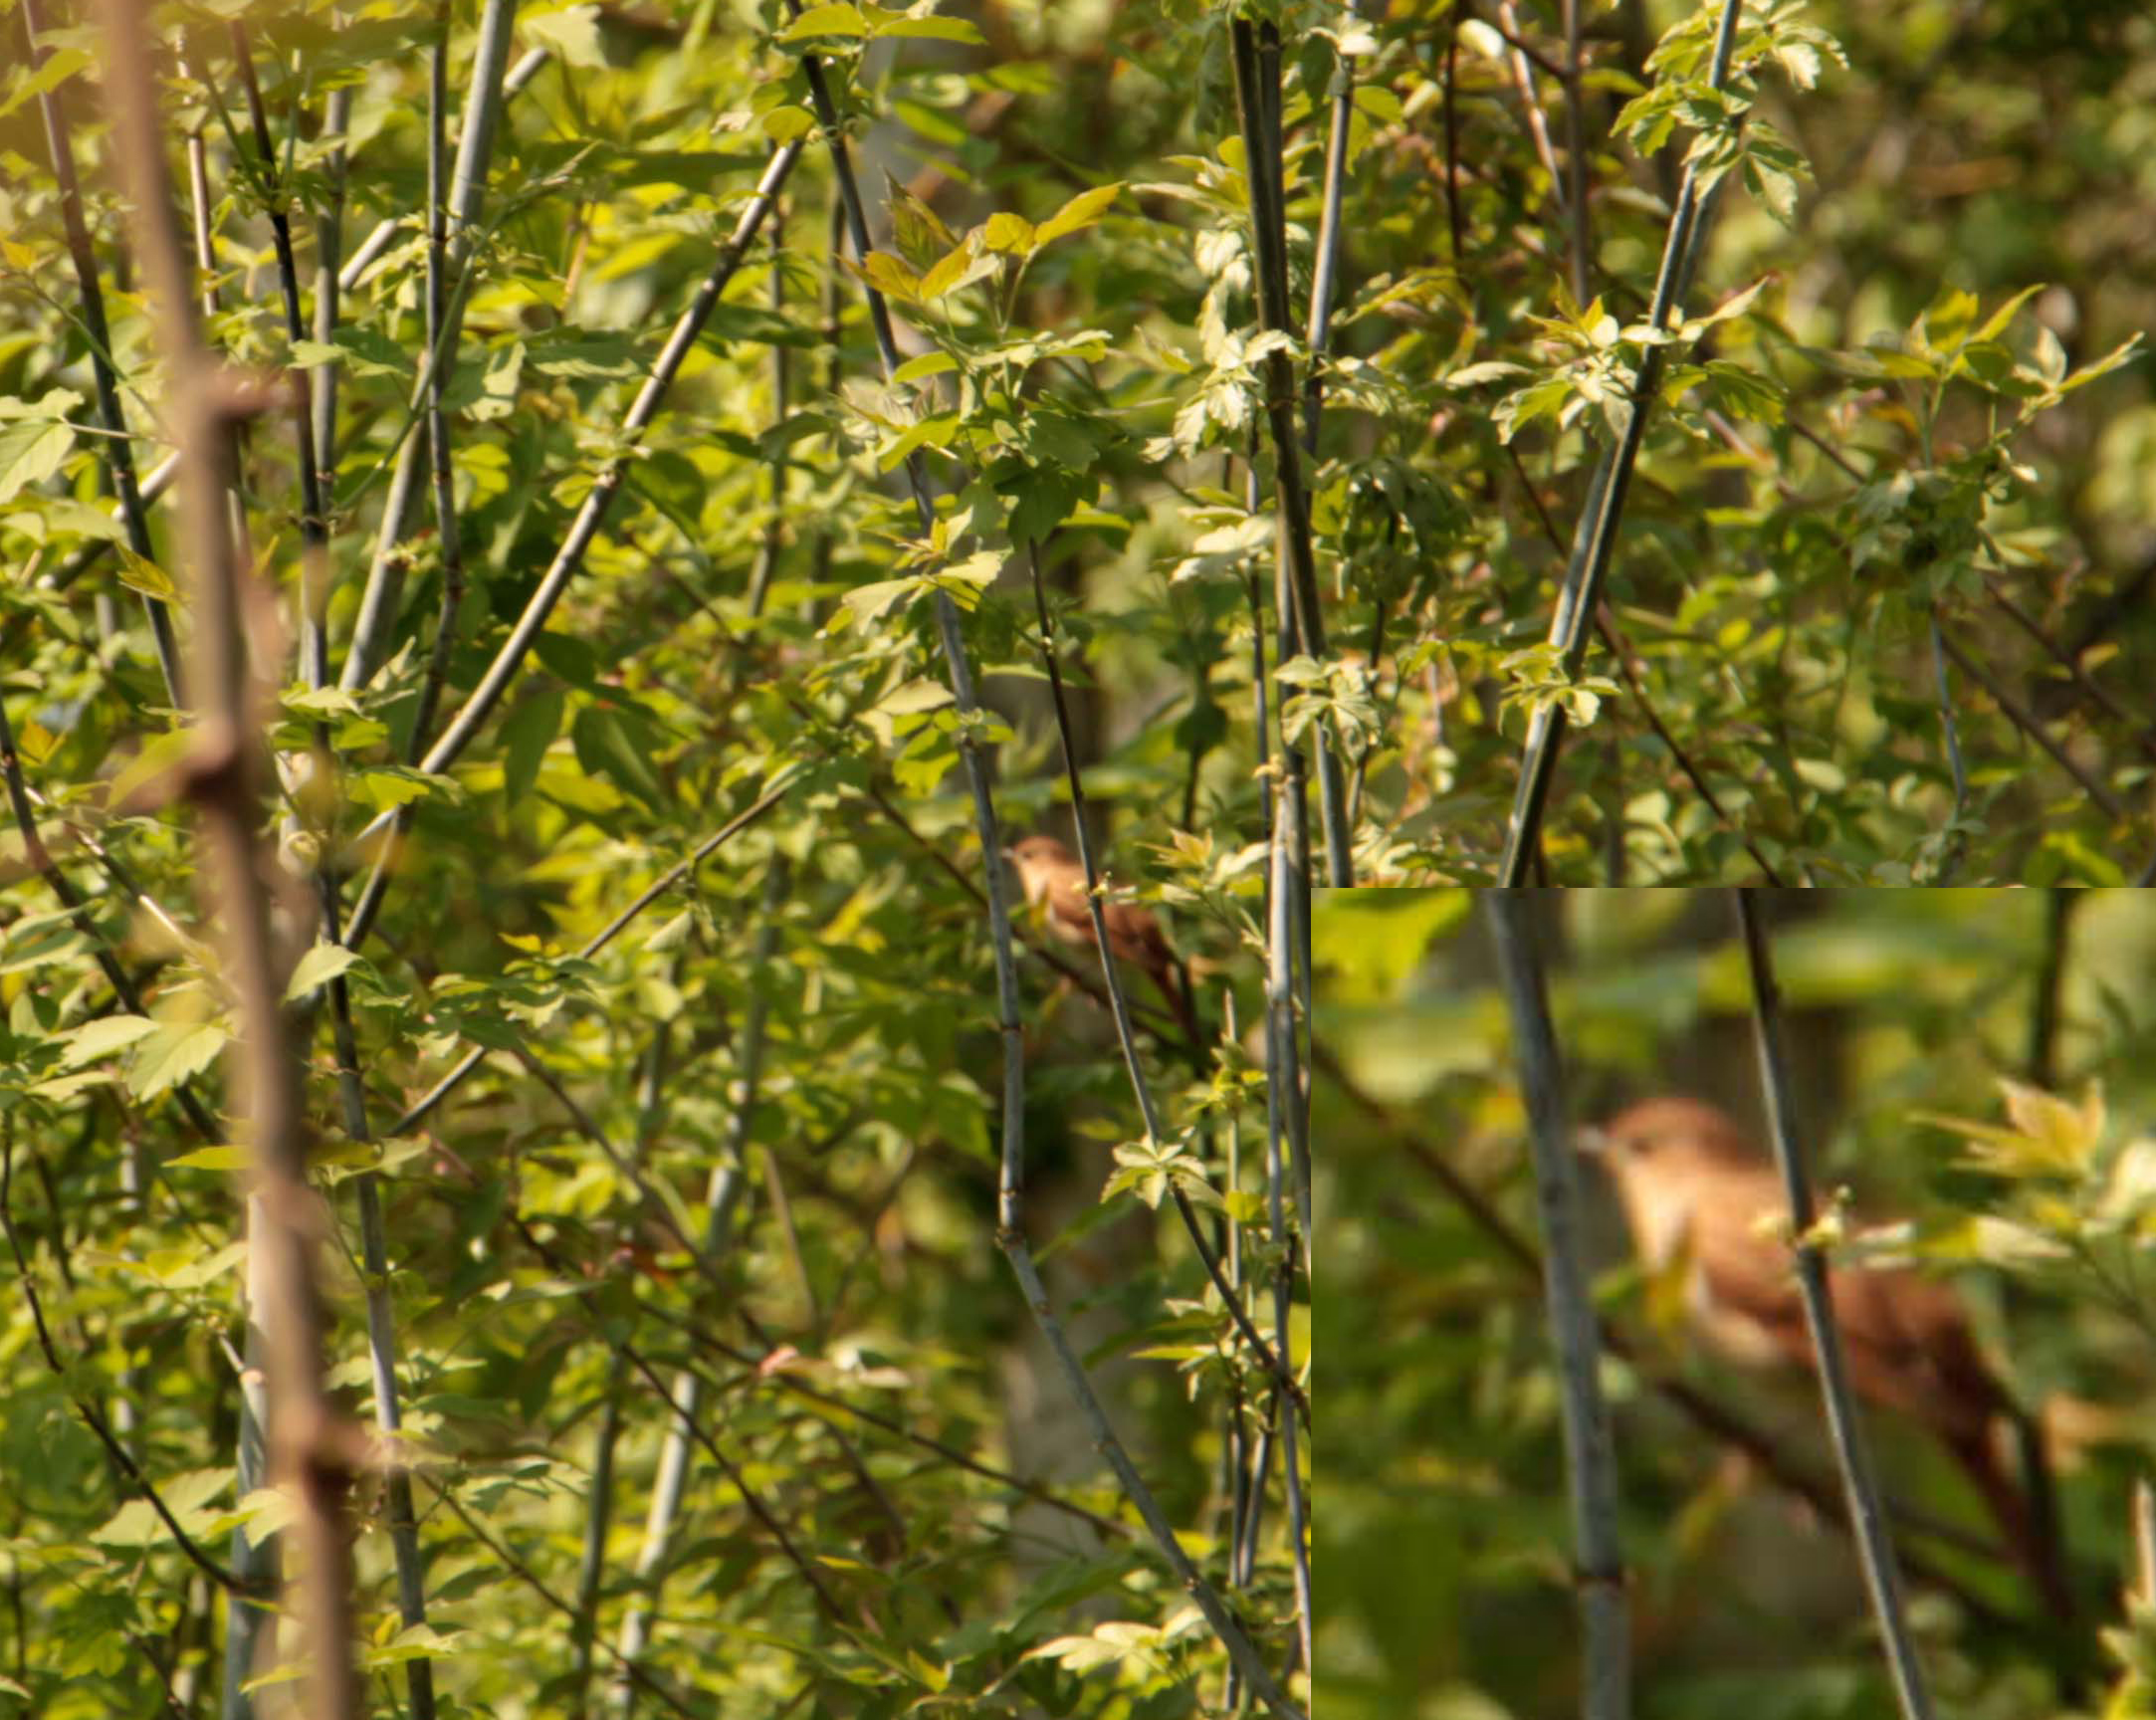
[1318,888,2156,1720]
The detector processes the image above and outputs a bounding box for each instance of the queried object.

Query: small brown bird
[1002,834,1200,1045]
[1585,1095,2069,1616]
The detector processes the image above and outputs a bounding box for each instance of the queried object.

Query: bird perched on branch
[1002,834,1200,1046]
[1582,1095,2071,1618]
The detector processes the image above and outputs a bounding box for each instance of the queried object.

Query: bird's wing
[1103,900,1174,971]
[1042,874,1097,939]
[1692,1234,1815,1370]
[1829,1264,2005,1438]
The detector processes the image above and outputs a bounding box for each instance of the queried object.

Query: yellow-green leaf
[1034,182,1122,247]
[167,1146,250,1172]
[779,2,866,40]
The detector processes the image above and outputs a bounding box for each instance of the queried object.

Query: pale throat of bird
[1617,1170,1793,1371]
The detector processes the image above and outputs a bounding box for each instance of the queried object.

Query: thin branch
[500,1203,849,1630]
[745,202,789,621]
[96,9,360,1715]
[1483,895,1627,1720]
[1594,604,1786,883]
[1927,613,1970,878]
[311,70,352,499]
[1229,17,1355,888]
[1734,891,1937,1720]
[1260,777,1314,1675]
[1300,26,1355,456]
[388,771,798,1135]
[1497,0,1746,882]
[229,20,332,683]
[1560,0,1591,306]
[430,1486,706,1720]
[1023,544,1308,1430]
[1934,626,2129,822]
[568,1021,665,1711]
[524,1203,1131,1540]
[2011,892,2076,1620]
[338,0,520,693]
[1497,447,1785,881]
[408,0,467,764]
[349,138,804,820]
[1982,577,2156,763]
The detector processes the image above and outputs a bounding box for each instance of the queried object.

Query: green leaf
[854,250,922,305]
[918,243,997,301]
[840,577,924,627]
[286,942,361,1001]
[0,48,93,123]
[129,1021,229,1100]
[0,409,76,507]
[91,1468,236,1548]
[520,4,607,68]
[167,1146,251,1172]
[360,1624,471,1670]
[761,105,817,143]
[892,350,957,385]
[1033,182,1123,247]
[112,545,182,604]
[571,704,671,812]
[502,687,567,807]
[779,2,867,40]
[981,211,1036,255]
[141,1239,248,1289]
[874,10,984,43]
[60,1014,159,1068]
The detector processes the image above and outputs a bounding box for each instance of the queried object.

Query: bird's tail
[1946,1419,2074,1621]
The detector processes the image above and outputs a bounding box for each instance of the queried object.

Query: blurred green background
[1315,889,2156,1720]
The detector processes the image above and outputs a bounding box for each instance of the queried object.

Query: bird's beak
[997,845,1016,863]
[1574,1124,1610,1157]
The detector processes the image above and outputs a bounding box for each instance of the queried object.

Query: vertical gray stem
[338,0,519,693]
[1734,890,1937,1720]
[1228,18,1355,888]
[1484,892,1628,1720]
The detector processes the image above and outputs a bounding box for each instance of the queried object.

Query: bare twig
[1229,18,1355,888]
[1934,627,2128,822]
[1484,895,1627,1719]
[1735,891,1937,1720]
[96,10,360,1714]
[389,772,799,1134]
[338,0,520,693]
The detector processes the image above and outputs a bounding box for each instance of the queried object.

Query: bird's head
[1002,834,1077,907]
[1005,833,1076,870]
[1579,1096,1758,1175]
